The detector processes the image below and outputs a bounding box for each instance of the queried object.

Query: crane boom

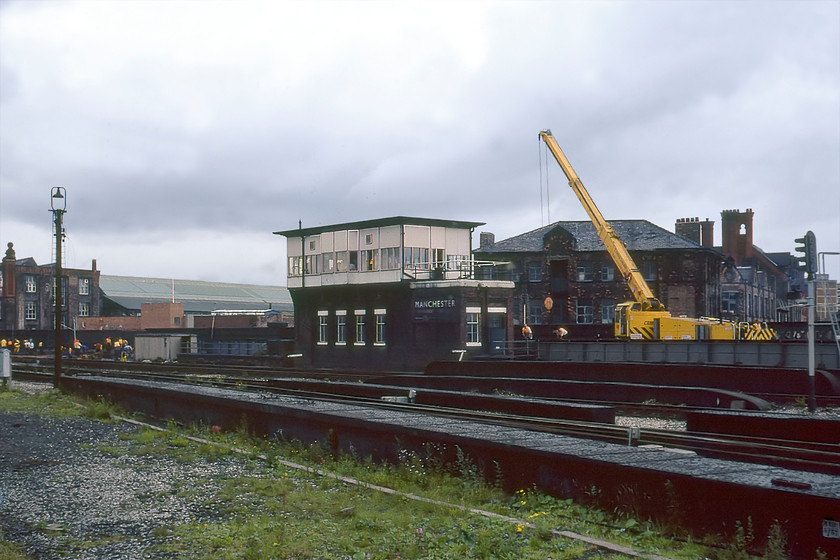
[538,129,663,311]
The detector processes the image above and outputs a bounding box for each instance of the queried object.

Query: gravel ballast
[0,402,258,559]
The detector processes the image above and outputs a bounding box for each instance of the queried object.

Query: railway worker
[522,324,533,340]
[557,327,569,340]
[0,338,6,349]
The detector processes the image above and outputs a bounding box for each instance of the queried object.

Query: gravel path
[0,405,255,559]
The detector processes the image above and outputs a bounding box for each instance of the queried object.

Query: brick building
[714,209,793,323]
[473,220,723,338]
[0,242,100,334]
[276,217,516,371]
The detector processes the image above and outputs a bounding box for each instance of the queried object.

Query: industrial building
[0,242,293,356]
[98,274,293,326]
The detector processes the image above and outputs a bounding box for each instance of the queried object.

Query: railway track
[10,358,840,475]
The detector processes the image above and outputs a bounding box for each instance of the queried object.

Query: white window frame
[374,309,386,346]
[79,277,90,295]
[24,301,37,321]
[78,302,90,317]
[354,309,366,346]
[466,306,481,346]
[317,310,329,345]
[288,256,302,277]
[336,310,347,345]
[601,263,615,282]
[25,275,37,293]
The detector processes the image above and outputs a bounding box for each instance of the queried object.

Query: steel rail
[12,362,839,474]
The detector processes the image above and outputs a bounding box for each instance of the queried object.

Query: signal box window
[466,307,481,346]
[317,311,329,345]
[361,250,378,271]
[336,251,347,272]
[354,310,366,345]
[374,309,386,345]
[336,311,347,344]
[288,257,302,277]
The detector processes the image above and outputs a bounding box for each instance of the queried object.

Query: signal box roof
[275,216,485,238]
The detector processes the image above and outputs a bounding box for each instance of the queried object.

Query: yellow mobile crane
[539,129,745,341]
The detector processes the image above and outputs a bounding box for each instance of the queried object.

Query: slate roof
[476,220,702,254]
[99,275,293,314]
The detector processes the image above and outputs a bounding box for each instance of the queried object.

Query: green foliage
[0,387,81,416]
[717,517,755,560]
[0,388,726,559]
[763,521,788,560]
[0,534,28,560]
[80,398,113,420]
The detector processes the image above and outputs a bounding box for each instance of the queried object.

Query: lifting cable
[538,134,551,225]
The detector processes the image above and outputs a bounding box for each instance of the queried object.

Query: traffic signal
[794,231,818,279]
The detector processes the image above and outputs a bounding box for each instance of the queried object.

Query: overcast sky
[1,0,838,286]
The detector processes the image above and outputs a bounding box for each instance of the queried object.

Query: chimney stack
[2,242,15,297]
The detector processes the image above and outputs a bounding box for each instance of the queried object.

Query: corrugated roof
[476,220,702,254]
[99,275,292,314]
